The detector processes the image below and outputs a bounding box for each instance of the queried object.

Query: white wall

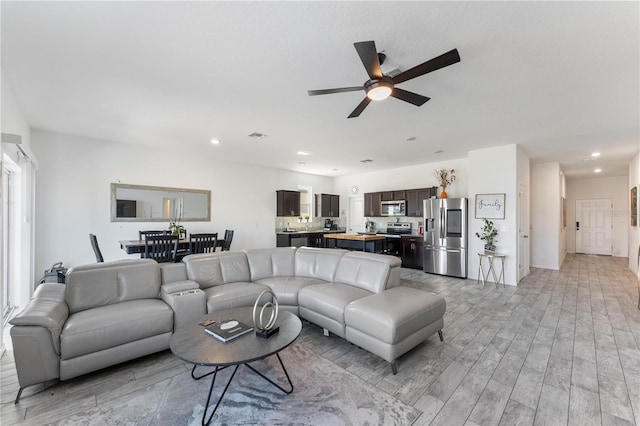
[565,175,629,257]
[628,152,639,273]
[468,145,522,286]
[530,162,562,269]
[31,130,334,276]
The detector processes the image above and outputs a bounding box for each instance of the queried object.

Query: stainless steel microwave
[381,200,406,216]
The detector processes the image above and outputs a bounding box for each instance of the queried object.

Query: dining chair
[189,233,219,255]
[222,230,234,251]
[139,230,167,241]
[89,233,104,263]
[143,234,180,263]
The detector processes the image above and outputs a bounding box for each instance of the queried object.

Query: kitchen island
[323,233,386,253]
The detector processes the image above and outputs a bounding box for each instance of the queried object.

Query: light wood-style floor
[1,253,639,425]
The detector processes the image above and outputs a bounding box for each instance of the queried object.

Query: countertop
[323,233,386,241]
[276,229,346,235]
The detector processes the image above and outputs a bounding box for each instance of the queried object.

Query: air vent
[248,132,268,139]
[360,159,373,163]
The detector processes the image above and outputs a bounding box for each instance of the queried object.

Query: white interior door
[575,198,612,255]
[348,197,365,233]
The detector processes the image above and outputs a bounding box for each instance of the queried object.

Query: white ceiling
[2,1,638,178]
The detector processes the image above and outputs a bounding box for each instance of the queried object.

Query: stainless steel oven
[377,222,412,256]
[381,200,406,216]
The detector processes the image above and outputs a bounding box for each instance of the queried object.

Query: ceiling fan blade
[354,41,383,80]
[392,48,460,84]
[307,86,363,96]
[348,97,371,118]
[390,88,430,106]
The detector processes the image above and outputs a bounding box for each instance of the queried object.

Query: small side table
[477,252,506,288]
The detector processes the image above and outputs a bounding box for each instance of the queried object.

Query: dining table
[119,238,223,256]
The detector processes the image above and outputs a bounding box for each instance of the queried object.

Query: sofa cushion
[203,282,270,313]
[298,283,373,324]
[245,248,296,281]
[254,276,326,306]
[294,247,347,282]
[65,259,161,314]
[183,252,251,289]
[342,252,402,289]
[160,262,188,284]
[345,287,446,345]
[334,252,400,293]
[60,299,173,360]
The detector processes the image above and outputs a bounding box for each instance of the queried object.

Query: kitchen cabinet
[406,187,435,217]
[276,190,300,217]
[381,191,406,201]
[276,231,344,248]
[306,233,324,247]
[315,193,340,217]
[364,192,382,217]
[402,235,424,269]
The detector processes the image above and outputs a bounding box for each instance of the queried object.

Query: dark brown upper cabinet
[364,192,382,217]
[315,193,340,217]
[406,187,435,217]
[276,190,300,217]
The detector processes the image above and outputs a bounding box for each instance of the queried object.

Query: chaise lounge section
[10,247,446,402]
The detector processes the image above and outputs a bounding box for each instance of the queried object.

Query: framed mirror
[111,183,211,222]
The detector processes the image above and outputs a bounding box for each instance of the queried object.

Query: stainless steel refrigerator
[423,198,468,278]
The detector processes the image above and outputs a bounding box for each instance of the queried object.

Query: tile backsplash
[275,216,346,231]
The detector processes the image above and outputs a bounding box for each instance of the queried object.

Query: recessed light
[298,162,306,166]
[591,152,601,158]
[297,151,311,156]
[434,150,444,154]
[360,159,373,163]
[210,139,221,145]
[594,168,602,173]
[405,137,416,142]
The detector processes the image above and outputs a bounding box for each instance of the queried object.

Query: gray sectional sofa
[10,247,446,402]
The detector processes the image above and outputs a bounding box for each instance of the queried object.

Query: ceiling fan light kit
[365,78,393,101]
[308,40,460,118]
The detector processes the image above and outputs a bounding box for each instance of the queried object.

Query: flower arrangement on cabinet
[434,168,456,198]
[475,218,498,252]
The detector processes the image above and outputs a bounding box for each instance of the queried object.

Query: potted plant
[475,218,498,252]
[434,168,456,198]
[169,218,186,237]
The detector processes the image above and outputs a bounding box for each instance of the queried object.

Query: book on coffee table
[204,319,252,342]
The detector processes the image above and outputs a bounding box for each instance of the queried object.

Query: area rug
[60,342,421,425]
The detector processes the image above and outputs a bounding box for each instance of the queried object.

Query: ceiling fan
[308,40,460,118]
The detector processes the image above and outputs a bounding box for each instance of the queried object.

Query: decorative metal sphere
[252,290,279,332]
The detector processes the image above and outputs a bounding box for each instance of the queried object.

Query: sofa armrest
[9,283,68,389]
[9,283,69,354]
[160,283,206,330]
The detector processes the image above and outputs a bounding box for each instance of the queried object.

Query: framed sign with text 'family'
[475,193,505,219]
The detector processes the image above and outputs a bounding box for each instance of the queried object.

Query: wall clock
[351,185,359,195]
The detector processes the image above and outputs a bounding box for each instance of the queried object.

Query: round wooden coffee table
[170,307,302,425]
